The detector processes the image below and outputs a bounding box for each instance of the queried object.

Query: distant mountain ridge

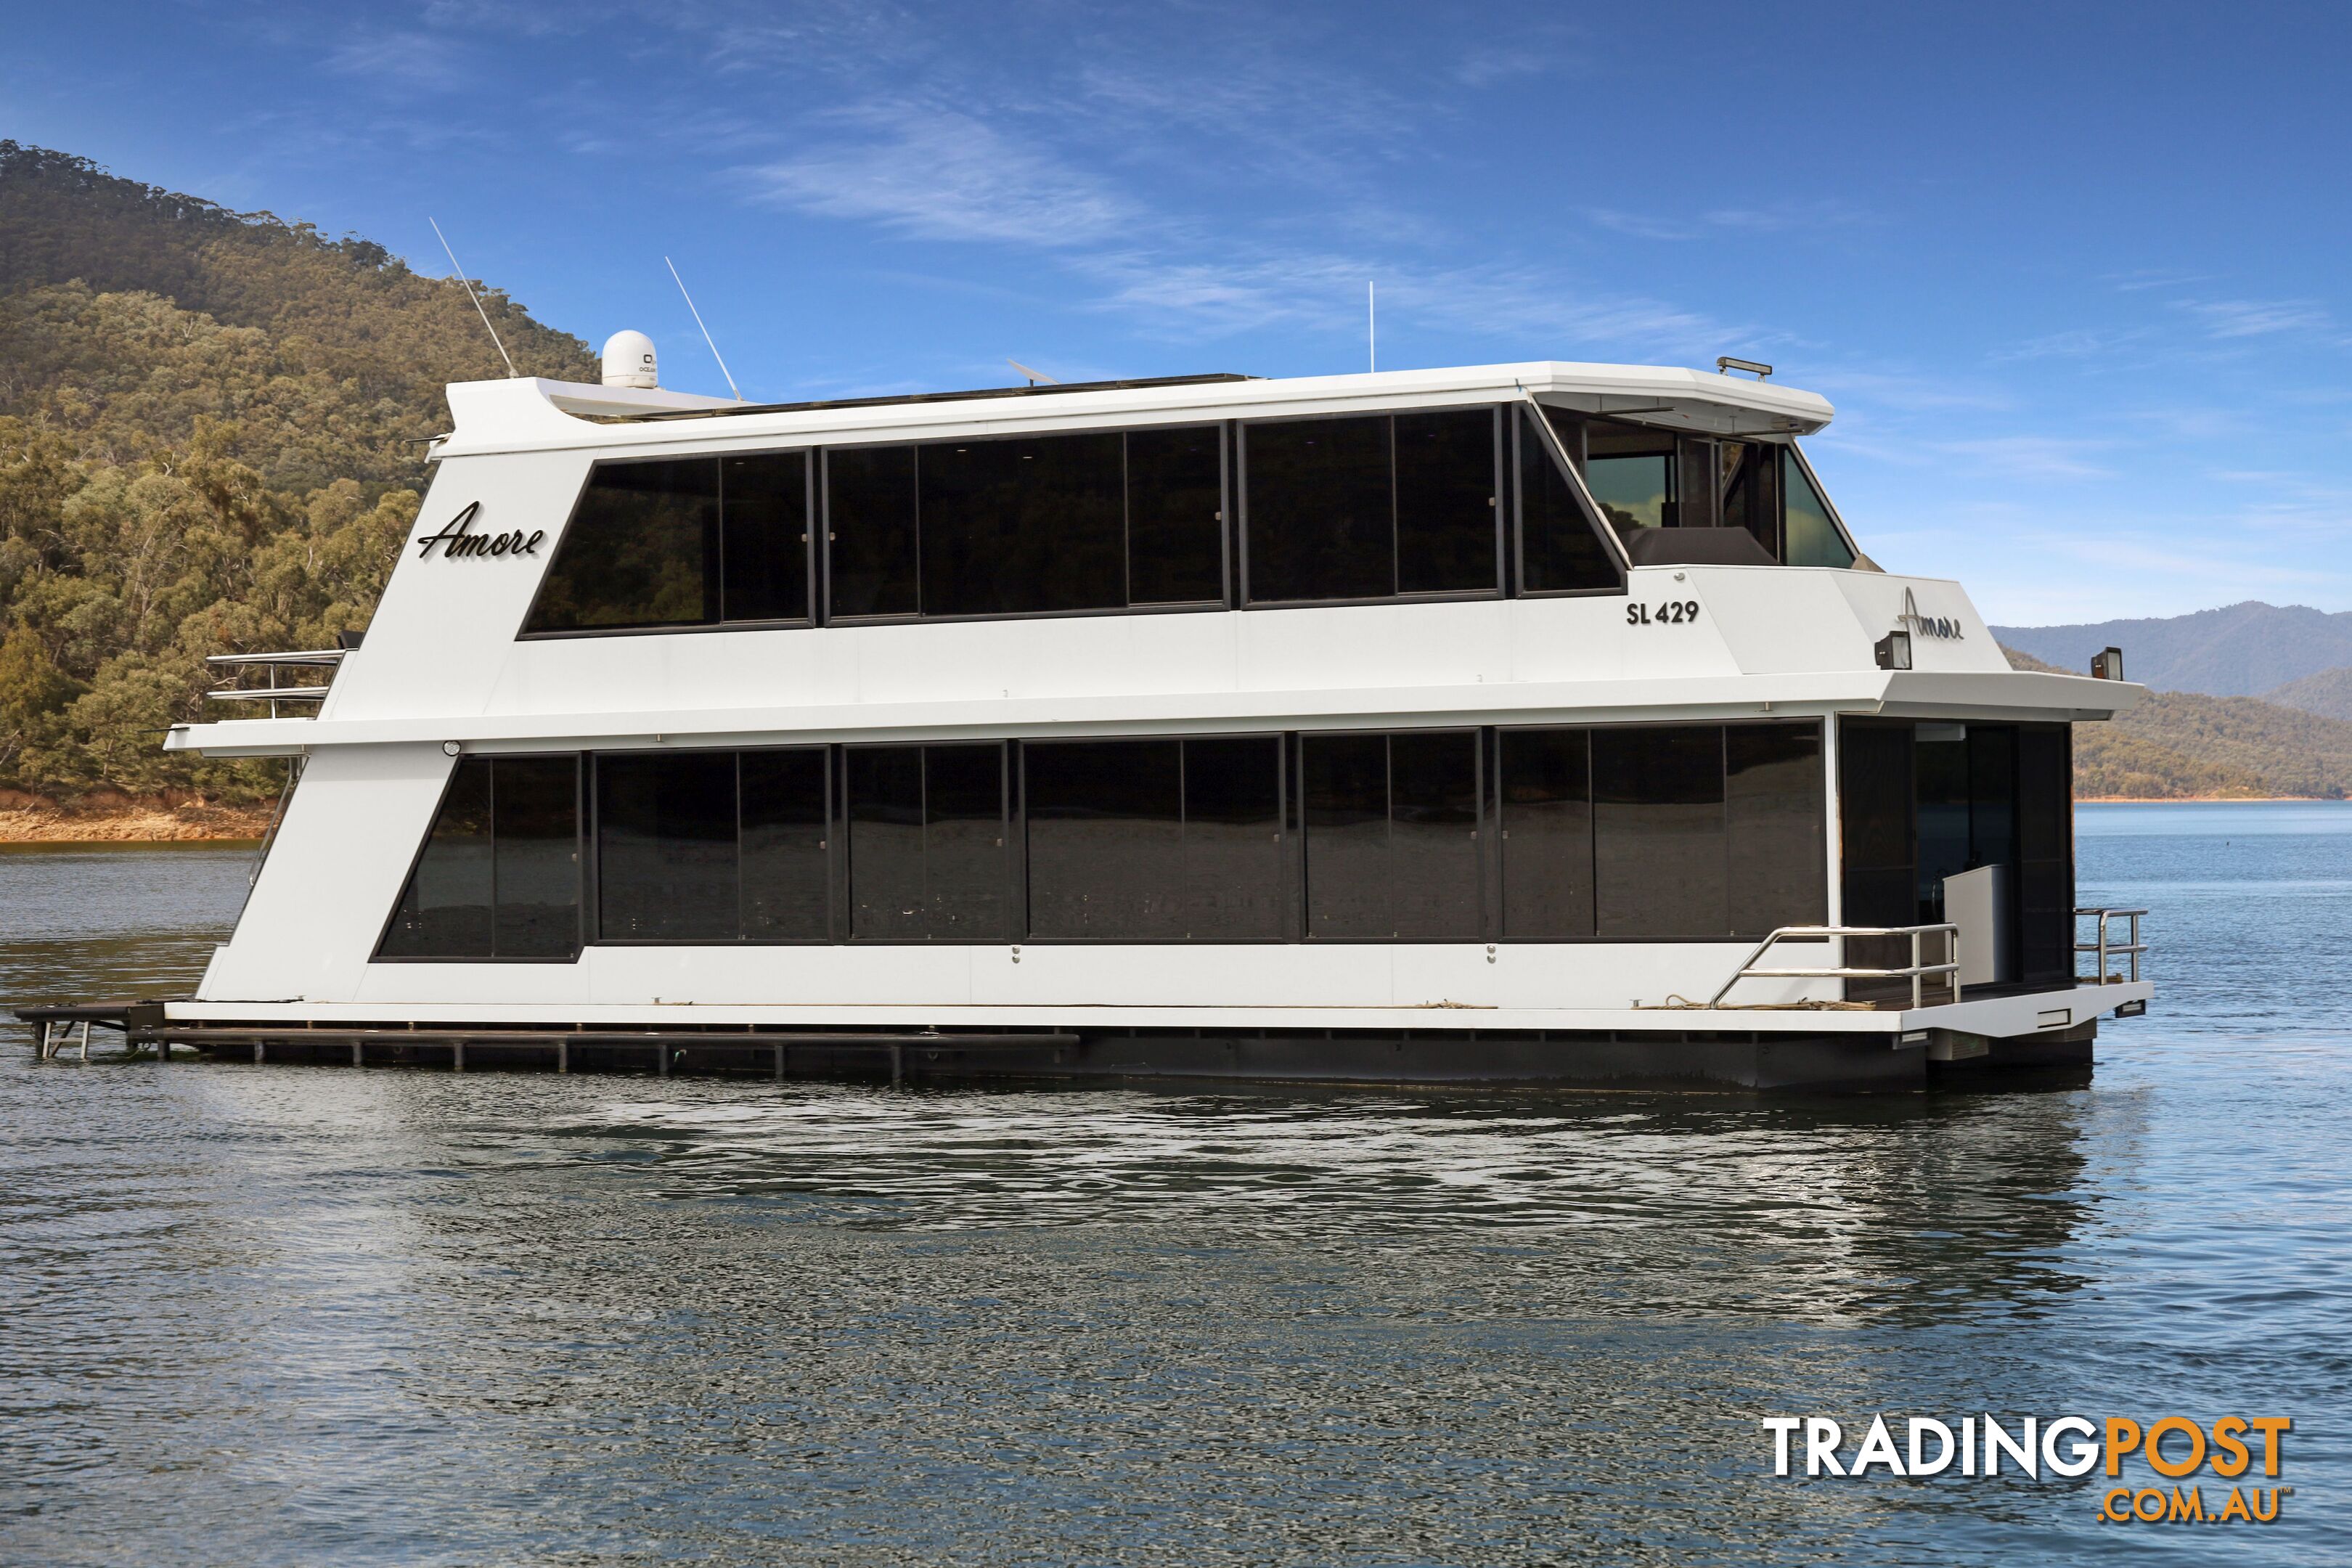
[2001,644,2352,799]
[1990,601,2352,697]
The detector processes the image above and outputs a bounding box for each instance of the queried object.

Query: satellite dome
[601,330,658,389]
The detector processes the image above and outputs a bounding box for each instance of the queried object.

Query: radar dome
[601,330,658,389]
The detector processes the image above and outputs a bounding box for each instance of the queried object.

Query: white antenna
[1368,281,1376,374]
[428,217,518,378]
[1007,359,1060,386]
[666,256,743,401]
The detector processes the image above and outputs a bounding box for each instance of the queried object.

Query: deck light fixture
[1716,356,1773,379]
[1874,630,1912,671]
[2091,646,2124,680]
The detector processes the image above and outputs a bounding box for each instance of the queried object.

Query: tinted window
[722,453,809,622]
[2017,724,2072,983]
[1127,427,1225,605]
[380,757,494,957]
[847,746,926,937]
[380,756,579,959]
[1246,412,1505,605]
[489,759,580,957]
[527,458,719,632]
[1394,411,1498,595]
[847,745,1006,939]
[1583,420,1677,534]
[827,446,919,618]
[1838,720,1914,930]
[1725,724,1825,935]
[1182,737,1285,939]
[740,749,830,940]
[1500,727,1592,937]
[1246,417,1395,603]
[1026,740,1185,939]
[597,751,738,942]
[920,433,1125,617]
[1516,409,1622,594]
[1783,449,1855,568]
[1389,731,1481,937]
[1593,726,1726,936]
[1304,732,1480,939]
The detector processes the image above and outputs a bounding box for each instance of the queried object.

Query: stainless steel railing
[1707,923,1962,1010]
[2075,907,2147,984]
[204,648,346,719]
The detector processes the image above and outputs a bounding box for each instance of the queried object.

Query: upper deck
[171,360,2141,758]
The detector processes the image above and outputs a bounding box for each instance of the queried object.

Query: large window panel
[1126,426,1225,605]
[740,749,830,940]
[1500,727,1593,938]
[920,433,1125,617]
[1304,732,1481,940]
[1388,731,1482,938]
[380,758,494,957]
[848,745,1007,939]
[1025,740,1185,939]
[1394,410,1498,595]
[1725,724,1826,935]
[526,458,719,632]
[1246,417,1394,603]
[1182,737,1285,939]
[1516,410,1623,594]
[921,745,1007,938]
[1303,733,1392,938]
[1783,449,1855,569]
[490,758,580,957]
[597,752,738,942]
[2017,724,2073,984]
[826,446,920,618]
[721,453,809,623]
[1593,726,1727,937]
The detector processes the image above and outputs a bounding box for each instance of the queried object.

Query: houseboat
[64,349,2155,1090]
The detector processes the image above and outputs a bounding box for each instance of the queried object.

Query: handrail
[1708,923,1961,1010]
[203,648,346,719]
[2075,907,2147,984]
[205,649,346,668]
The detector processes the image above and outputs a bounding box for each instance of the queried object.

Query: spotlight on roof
[1716,356,1773,380]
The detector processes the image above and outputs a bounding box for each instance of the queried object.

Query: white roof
[435,361,1834,460]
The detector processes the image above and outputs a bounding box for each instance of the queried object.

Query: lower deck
[25,981,2138,1092]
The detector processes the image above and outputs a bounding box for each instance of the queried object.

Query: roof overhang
[435,361,1834,460]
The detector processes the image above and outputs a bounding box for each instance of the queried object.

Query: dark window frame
[585,743,837,947]
[817,424,1232,629]
[1238,407,1511,611]
[1297,724,1490,944]
[1781,441,1865,566]
[370,751,586,963]
[517,451,818,641]
[1511,403,1632,600]
[1492,717,1830,944]
[839,739,1016,944]
[1014,730,1292,945]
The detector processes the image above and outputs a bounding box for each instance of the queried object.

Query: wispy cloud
[741,105,1135,245]
[325,29,471,91]
[2175,298,2333,340]
[1584,200,1868,242]
[1933,436,2117,481]
[1988,325,2153,362]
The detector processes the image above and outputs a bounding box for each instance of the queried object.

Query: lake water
[1,803,2345,1565]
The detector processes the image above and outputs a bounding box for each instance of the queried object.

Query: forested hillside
[2002,646,2352,799]
[0,142,591,813]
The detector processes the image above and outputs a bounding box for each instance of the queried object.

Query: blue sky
[7,1,2351,624]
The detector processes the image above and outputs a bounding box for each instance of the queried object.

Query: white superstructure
[158,359,2152,1090]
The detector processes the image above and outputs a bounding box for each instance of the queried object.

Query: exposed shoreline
[2077,796,2340,804]
[0,799,275,844]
